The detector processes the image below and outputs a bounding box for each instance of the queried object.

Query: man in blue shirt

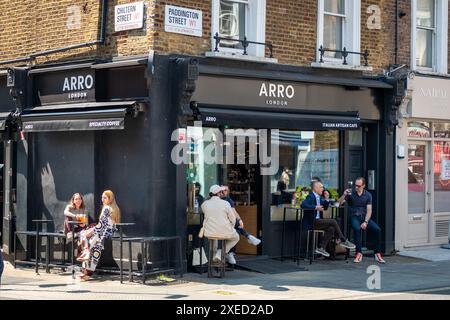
[302,181,355,257]
[338,177,386,264]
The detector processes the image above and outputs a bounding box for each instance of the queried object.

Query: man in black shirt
[338,177,386,264]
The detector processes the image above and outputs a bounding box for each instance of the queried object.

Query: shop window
[433,122,450,138]
[317,0,361,65]
[211,0,266,57]
[412,0,448,73]
[433,141,450,212]
[408,121,431,138]
[270,130,340,221]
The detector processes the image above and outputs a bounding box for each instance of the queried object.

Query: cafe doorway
[186,126,263,265]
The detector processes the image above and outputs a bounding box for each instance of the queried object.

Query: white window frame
[411,0,448,74]
[316,0,361,66]
[211,0,266,57]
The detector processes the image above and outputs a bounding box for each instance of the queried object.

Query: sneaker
[314,248,330,257]
[247,235,261,246]
[226,252,236,265]
[213,249,222,263]
[353,252,363,263]
[339,239,356,250]
[374,253,386,264]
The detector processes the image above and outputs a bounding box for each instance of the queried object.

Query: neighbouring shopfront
[396,75,450,250]
[168,56,397,265]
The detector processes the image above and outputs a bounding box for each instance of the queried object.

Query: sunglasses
[355,184,364,188]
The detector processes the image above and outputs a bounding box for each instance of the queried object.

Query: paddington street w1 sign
[164,5,202,37]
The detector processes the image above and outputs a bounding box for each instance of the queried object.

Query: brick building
[0,1,426,271]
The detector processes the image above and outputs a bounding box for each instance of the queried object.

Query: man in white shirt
[201,185,240,264]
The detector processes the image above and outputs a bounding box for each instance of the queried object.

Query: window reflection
[270,130,340,221]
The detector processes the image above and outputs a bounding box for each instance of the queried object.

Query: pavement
[1,254,450,300]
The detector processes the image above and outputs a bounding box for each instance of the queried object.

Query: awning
[197,106,360,130]
[21,101,143,132]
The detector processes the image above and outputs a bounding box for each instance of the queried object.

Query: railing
[213,32,274,58]
[318,45,369,66]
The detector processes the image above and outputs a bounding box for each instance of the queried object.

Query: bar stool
[306,229,325,265]
[207,237,226,278]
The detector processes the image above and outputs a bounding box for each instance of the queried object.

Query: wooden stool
[207,237,226,278]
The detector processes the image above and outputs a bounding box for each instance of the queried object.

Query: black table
[31,219,53,274]
[123,236,183,284]
[113,223,135,283]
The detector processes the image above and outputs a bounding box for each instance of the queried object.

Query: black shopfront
[165,55,397,264]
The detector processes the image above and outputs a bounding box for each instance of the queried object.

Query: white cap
[209,185,225,195]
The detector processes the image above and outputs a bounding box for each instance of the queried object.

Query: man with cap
[201,185,240,264]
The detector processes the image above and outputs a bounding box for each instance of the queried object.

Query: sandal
[79,274,90,281]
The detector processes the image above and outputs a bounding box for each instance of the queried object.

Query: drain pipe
[395,0,399,65]
[0,0,107,66]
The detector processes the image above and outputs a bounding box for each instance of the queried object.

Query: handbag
[192,247,208,266]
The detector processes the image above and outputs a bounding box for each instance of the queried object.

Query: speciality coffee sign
[34,69,96,105]
[115,1,144,32]
[164,5,202,37]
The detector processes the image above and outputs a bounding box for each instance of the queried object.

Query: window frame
[211,0,267,57]
[411,0,448,74]
[316,0,361,66]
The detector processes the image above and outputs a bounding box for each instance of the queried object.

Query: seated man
[201,185,240,265]
[301,181,355,257]
[337,177,386,264]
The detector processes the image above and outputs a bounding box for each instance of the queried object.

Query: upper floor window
[323,0,345,59]
[317,0,361,65]
[212,0,266,57]
[412,0,448,73]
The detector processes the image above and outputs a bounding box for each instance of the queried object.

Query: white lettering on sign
[420,87,448,99]
[259,82,295,106]
[63,75,94,92]
[89,120,121,128]
[322,123,358,129]
[115,1,144,32]
[164,5,202,37]
[205,116,217,122]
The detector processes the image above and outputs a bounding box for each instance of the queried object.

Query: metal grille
[435,220,450,238]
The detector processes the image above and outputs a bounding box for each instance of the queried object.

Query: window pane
[434,122,450,138]
[434,142,450,212]
[324,0,345,14]
[408,121,431,138]
[324,15,343,58]
[416,28,433,68]
[219,0,246,49]
[417,0,435,28]
[270,131,340,221]
[408,144,426,214]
